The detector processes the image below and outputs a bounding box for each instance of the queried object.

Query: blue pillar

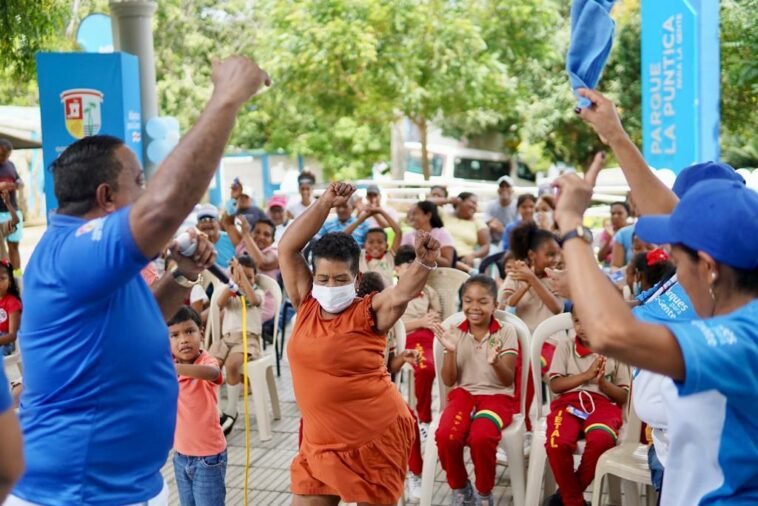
[641,0,720,174]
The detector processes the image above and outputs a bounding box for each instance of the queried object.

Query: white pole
[109,0,159,177]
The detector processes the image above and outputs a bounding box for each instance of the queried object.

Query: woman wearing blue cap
[550,139,758,506]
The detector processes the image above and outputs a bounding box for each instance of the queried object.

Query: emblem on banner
[60,89,104,139]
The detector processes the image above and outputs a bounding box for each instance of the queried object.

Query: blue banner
[641,0,720,174]
[36,52,142,214]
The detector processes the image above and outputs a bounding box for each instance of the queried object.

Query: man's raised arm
[130,56,269,258]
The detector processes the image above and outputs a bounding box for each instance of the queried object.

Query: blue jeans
[173,449,227,506]
[647,444,665,494]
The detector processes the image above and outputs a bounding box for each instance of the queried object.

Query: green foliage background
[1,0,755,179]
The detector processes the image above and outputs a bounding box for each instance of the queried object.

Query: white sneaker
[496,447,508,464]
[406,472,422,503]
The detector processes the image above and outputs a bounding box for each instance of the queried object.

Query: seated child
[357,271,425,503]
[434,275,519,506]
[212,255,264,434]
[168,306,227,506]
[394,245,442,428]
[0,259,21,357]
[626,247,674,300]
[234,217,280,325]
[353,207,402,287]
[544,309,630,506]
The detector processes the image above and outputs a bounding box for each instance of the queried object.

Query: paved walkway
[158,353,517,506]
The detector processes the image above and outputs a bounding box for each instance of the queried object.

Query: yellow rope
[241,295,251,505]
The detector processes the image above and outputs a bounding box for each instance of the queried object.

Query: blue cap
[671,161,745,198]
[636,180,758,270]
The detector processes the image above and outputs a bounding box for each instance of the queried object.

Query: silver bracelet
[415,258,437,270]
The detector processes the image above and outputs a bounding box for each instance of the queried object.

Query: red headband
[646,247,669,266]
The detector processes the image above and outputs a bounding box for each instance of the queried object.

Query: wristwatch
[560,225,593,246]
[170,266,202,288]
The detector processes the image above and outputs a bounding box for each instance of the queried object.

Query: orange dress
[288,293,416,503]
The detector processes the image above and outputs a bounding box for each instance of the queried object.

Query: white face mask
[312,282,356,314]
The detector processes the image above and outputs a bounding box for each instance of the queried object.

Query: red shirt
[0,293,21,333]
[174,351,226,456]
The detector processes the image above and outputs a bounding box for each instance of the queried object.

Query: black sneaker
[543,492,564,506]
[220,413,237,436]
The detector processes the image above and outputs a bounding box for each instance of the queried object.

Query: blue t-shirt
[633,276,697,323]
[501,219,522,251]
[0,365,11,413]
[665,300,758,505]
[14,207,178,505]
[317,216,371,246]
[613,225,634,264]
[215,231,235,268]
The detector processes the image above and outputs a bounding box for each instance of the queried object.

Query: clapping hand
[509,260,535,284]
[433,323,458,353]
[399,349,420,366]
[486,335,505,365]
[420,312,441,329]
[584,355,606,384]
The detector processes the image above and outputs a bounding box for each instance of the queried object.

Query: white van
[401,142,538,188]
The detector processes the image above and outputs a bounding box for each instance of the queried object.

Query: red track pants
[406,328,436,423]
[435,388,516,495]
[545,391,622,506]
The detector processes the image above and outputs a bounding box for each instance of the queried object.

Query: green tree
[0,0,69,81]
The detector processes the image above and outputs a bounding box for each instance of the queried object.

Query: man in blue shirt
[316,196,370,246]
[11,57,269,506]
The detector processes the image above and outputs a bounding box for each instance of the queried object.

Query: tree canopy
[1,0,755,178]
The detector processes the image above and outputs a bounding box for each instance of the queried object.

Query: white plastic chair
[591,399,656,506]
[524,313,573,506]
[208,274,281,442]
[245,273,282,442]
[419,310,530,506]
[525,314,635,506]
[426,268,470,320]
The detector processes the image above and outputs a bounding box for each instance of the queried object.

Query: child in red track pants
[394,247,442,425]
[406,327,436,423]
[434,276,519,505]
[545,311,630,506]
[436,388,517,496]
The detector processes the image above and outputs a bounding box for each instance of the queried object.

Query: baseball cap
[671,161,745,198]
[267,195,287,209]
[365,184,381,195]
[196,204,219,221]
[497,175,514,188]
[636,180,758,270]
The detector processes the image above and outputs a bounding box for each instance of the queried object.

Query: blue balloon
[147,139,176,163]
[163,116,180,133]
[146,117,168,140]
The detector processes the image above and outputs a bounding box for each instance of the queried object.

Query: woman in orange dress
[279,182,441,506]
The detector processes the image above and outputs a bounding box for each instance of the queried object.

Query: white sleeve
[190,284,209,305]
